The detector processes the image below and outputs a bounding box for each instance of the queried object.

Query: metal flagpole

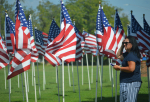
[18,74,20,88]
[32,62,34,86]
[56,66,58,83]
[24,72,29,102]
[147,66,150,102]
[98,55,101,87]
[33,62,37,102]
[56,65,60,102]
[86,53,91,90]
[21,73,24,101]
[7,54,11,102]
[43,56,45,90]
[62,60,65,102]
[71,62,75,92]
[114,10,117,102]
[91,55,93,83]
[82,54,84,85]
[101,54,104,100]
[108,58,111,81]
[111,59,114,97]
[4,67,6,89]
[37,61,41,99]
[27,70,29,92]
[60,0,62,96]
[76,61,81,102]
[95,53,99,102]
[68,63,71,87]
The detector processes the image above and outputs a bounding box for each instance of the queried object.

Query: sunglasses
[122,42,130,45]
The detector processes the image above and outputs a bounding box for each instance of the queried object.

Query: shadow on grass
[81,94,148,102]
[54,94,68,96]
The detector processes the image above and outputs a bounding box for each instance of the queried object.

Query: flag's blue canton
[96,5,104,35]
[28,15,33,36]
[61,2,73,26]
[35,29,44,45]
[15,0,28,27]
[131,15,143,33]
[48,19,60,40]
[128,25,130,35]
[114,10,123,30]
[6,16,10,34]
[6,13,15,35]
[102,10,110,28]
[144,18,150,35]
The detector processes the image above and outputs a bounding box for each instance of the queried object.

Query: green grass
[0,64,149,102]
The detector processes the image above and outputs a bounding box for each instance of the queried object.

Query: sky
[9,0,150,28]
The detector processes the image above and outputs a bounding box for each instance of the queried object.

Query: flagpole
[32,62,34,86]
[55,66,57,83]
[86,53,91,90]
[95,13,101,100]
[91,55,93,83]
[98,55,101,87]
[37,61,41,99]
[33,62,37,102]
[101,54,104,100]
[76,61,81,102]
[108,58,111,81]
[18,74,20,88]
[8,66,11,102]
[147,66,150,102]
[4,67,6,89]
[114,10,117,102]
[43,56,45,90]
[82,54,84,85]
[71,61,75,92]
[62,60,65,102]
[21,73,24,101]
[60,1,63,96]
[95,53,99,102]
[111,59,114,97]
[27,70,29,92]
[56,65,60,102]
[24,71,29,102]
[68,63,71,87]
[74,19,81,101]
[7,54,11,102]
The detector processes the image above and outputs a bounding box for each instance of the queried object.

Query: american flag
[48,19,60,42]
[7,0,31,79]
[130,15,143,38]
[143,17,150,35]
[15,0,31,49]
[96,5,103,52]
[114,9,125,54]
[0,34,9,69]
[45,1,77,66]
[96,4,117,58]
[82,31,97,56]
[35,28,48,56]
[131,14,150,52]
[5,13,15,53]
[73,25,83,61]
[27,14,38,62]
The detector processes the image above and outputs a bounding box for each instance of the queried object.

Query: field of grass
[0,63,149,102]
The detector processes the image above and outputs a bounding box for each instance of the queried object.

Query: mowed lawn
[0,63,149,102]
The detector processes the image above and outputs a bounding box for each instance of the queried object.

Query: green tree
[35,0,60,33]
